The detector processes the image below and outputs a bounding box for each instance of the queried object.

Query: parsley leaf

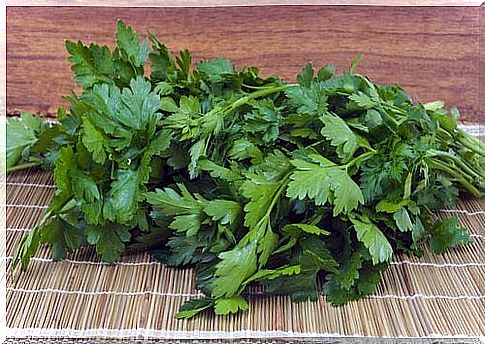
[287,154,363,215]
[429,217,471,254]
[351,216,393,265]
[86,224,131,262]
[6,112,46,170]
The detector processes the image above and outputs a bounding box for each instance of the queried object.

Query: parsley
[8,21,484,318]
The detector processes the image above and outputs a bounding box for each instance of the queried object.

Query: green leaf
[116,20,149,67]
[317,64,336,81]
[166,235,201,266]
[329,249,364,290]
[240,177,275,228]
[324,261,386,305]
[296,63,314,88]
[118,76,161,131]
[393,208,413,232]
[429,217,471,254]
[12,225,42,271]
[355,264,385,295]
[351,217,392,265]
[148,32,177,82]
[286,159,331,206]
[423,100,445,111]
[285,83,328,116]
[349,54,363,74]
[329,167,364,216]
[375,199,409,213]
[228,138,262,163]
[86,224,131,262]
[257,226,278,268]
[198,159,243,182]
[283,223,330,236]
[65,40,115,88]
[348,92,376,109]
[154,82,173,96]
[363,109,383,128]
[197,57,235,83]
[146,185,202,216]
[204,200,242,225]
[214,296,249,315]
[188,138,206,178]
[213,243,258,298]
[41,217,85,261]
[169,214,201,237]
[81,117,107,164]
[104,169,140,224]
[54,146,77,195]
[176,298,215,319]
[175,49,192,80]
[160,97,179,113]
[73,171,101,203]
[147,130,172,156]
[243,265,301,285]
[265,238,338,302]
[320,113,359,161]
[7,112,45,170]
[287,156,363,215]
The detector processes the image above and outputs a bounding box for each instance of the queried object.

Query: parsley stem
[7,161,42,173]
[227,84,295,114]
[427,150,483,180]
[12,209,53,271]
[456,136,485,157]
[242,83,295,90]
[383,103,406,116]
[265,172,292,219]
[458,129,485,148]
[345,151,375,169]
[427,160,481,198]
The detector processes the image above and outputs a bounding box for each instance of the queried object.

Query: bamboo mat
[3,168,485,343]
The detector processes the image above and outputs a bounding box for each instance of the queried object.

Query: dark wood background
[6,1,484,6]
[6,6,481,121]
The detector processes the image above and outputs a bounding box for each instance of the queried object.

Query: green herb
[8,21,484,318]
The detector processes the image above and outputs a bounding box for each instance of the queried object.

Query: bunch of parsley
[7,21,484,318]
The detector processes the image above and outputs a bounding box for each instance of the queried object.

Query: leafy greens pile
[7,21,484,318]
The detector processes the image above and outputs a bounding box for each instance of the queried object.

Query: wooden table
[6,2,485,122]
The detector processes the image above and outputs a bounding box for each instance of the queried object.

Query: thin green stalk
[440,158,477,184]
[12,209,53,271]
[199,84,296,136]
[456,136,485,157]
[383,103,406,116]
[428,150,483,180]
[243,172,292,243]
[377,104,400,131]
[7,161,42,173]
[228,84,295,113]
[242,83,290,90]
[437,128,454,141]
[308,140,327,148]
[265,172,292,220]
[458,128,485,146]
[345,151,376,170]
[428,159,481,198]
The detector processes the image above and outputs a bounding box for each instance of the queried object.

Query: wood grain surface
[6,0,484,7]
[6,6,481,121]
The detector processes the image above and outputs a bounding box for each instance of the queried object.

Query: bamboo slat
[4,168,485,343]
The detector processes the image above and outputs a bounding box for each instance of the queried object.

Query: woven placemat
[3,339,484,344]
[4,168,485,343]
